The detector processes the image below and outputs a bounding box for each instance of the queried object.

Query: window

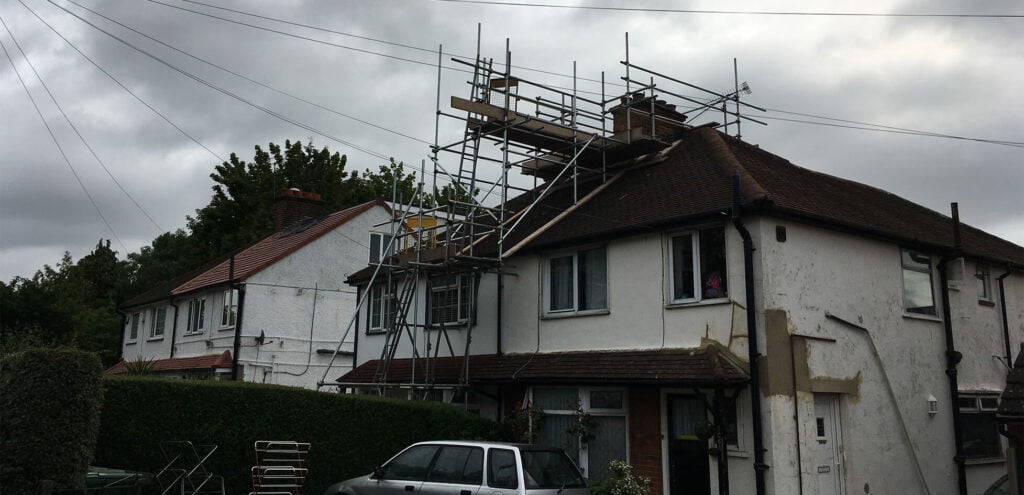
[128,312,141,341]
[976,266,992,302]
[959,394,1002,458]
[186,297,206,335]
[430,275,472,326]
[149,307,166,339]
[368,282,397,333]
[426,446,483,485]
[530,387,626,482]
[487,449,519,489]
[545,246,607,314]
[221,289,238,327]
[369,232,396,264]
[901,249,936,316]
[669,227,728,302]
[382,444,440,480]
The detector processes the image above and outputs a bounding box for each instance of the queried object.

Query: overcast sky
[1,0,1021,282]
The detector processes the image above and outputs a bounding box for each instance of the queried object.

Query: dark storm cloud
[1,0,1021,281]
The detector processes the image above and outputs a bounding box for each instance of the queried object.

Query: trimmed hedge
[0,348,104,493]
[95,377,503,494]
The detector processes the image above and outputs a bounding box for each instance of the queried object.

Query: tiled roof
[173,199,386,295]
[346,126,1023,284]
[999,345,1024,420]
[120,251,241,309]
[105,350,232,374]
[337,346,748,386]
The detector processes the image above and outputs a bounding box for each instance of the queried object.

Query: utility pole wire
[2,14,166,234]
[18,0,225,163]
[0,19,128,253]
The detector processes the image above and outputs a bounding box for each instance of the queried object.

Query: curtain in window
[550,256,574,311]
[672,234,695,299]
[578,247,607,310]
[536,414,580,464]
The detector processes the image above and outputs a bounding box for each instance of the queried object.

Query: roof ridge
[696,127,769,204]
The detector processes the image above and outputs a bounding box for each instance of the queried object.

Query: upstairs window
[186,297,206,335]
[150,307,166,339]
[368,282,397,333]
[901,249,935,316]
[545,246,607,314]
[221,289,238,327]
[430,275,472,326]
[369,232,397,265]
[128,312,141,341]
[959,394,1002,458]
[976,266,992,302]
[669,227,728,303]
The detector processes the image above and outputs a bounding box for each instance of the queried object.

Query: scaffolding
[317,32,765,397]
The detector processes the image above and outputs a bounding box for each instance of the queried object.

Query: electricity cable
[2,15,165,233]
[18,0,225,163]
[0,21,127,253]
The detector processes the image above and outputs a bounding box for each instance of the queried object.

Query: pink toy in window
[704,271,723,298]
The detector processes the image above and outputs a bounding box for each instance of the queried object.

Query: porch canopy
[105,350,232,375]
[336,346,748,387]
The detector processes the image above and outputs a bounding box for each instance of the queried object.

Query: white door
[813,395,845,495]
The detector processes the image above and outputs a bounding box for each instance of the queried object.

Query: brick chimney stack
[610,92,690,141]
[274,188,324,232]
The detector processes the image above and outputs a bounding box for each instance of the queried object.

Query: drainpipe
[497,273,504,355]
[998,268,1012,366]
[731,174,767,495]
[940,202,967,495]
[230,284,246,380]
[168,297,180,358]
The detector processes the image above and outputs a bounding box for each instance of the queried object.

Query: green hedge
[95,377,503,494]
[0,348,104,493]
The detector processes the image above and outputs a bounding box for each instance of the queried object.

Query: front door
[666,395,711,495]
[813,395,845,495]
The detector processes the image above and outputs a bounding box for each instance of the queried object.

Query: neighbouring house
[338,107,1024,494]
[108,191,395,389]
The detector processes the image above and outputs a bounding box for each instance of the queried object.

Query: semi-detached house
[109,193,394,389]
[339,125,1024,495]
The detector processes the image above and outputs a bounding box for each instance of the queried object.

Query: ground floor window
[958,394,1002,458]
[529,387,627,482]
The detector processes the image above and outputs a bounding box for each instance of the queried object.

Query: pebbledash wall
[122,204,394,389]
[352,213,1023,495]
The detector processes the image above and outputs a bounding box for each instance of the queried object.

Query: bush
[589,461,651,495]
[95,377,502,494]
[0,347,104,493]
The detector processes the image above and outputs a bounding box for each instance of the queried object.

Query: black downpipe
[230,284,246,380]
[714,387,731,495]
[497,273,504,355]
[168,297,180,358]
[941,202,967,495]
[731,175,767,495]
[998,268,1013,366]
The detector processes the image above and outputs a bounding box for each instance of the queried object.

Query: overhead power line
[0,19,127,253]
[3,14,165,233]
[43,0,394,161]
[64,0,430,146]
[18,0,225,163]
[146,0,1022,149]
[432,0,1024,18]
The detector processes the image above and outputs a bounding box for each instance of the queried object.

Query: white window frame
[900,248,937,316]
[429,275,472,326]
[958,393,1003,459]
[666,227,729,304]
[976,265,992,303]
[368,282,397,334]
[149,307,166,339]
[185,297,206,335]
[127,312,141,342]
[369,232,396,265]
[542,245,608,316]
[220,288,238,328]
[528,386,629,479]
